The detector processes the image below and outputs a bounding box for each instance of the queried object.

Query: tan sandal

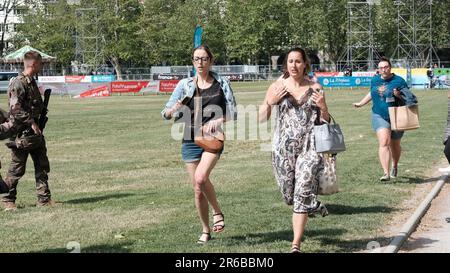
[197,232,211,244]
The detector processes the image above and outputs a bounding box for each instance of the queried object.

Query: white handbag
[314,115,346,154]
[318,154,339,195]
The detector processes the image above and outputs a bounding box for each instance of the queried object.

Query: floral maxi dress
[272,88,325,213]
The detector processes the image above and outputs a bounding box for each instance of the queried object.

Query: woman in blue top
[353,57,408,181]
[162,45,237,244]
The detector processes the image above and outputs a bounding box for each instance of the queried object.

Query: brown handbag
[194,125,225,153]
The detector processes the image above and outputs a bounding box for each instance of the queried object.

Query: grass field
[0,83,448,253]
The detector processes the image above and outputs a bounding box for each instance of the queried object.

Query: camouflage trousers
[2,137,51,203]
[0,174,8,194]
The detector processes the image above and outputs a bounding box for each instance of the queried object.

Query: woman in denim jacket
[161,45,237,244]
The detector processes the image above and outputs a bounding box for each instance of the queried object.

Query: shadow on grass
[325,204,396,215]
[225,228,347,245]
[224,228,393,252]
[394,176,443,184]
[64,193,135,204]
[314,235,395,253]
[36,241,133,253]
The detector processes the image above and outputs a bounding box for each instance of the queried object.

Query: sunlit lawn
[0,84,448,253]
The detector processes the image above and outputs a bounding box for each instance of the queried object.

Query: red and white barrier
[73,85,110,98]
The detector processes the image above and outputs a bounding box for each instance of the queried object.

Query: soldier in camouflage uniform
[2,51,53,211]
[0,111,20,194]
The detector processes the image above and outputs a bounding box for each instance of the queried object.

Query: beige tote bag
[388,105,420,131]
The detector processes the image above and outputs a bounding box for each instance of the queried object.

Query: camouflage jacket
[7,73,44,132]
[0,107,19,140]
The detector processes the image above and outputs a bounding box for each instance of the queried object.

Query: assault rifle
[39,89,52,131]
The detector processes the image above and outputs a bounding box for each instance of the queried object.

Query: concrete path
[400,179,450,253]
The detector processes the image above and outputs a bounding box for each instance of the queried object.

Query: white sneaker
[438,165,450,173]
[380,174,390,181]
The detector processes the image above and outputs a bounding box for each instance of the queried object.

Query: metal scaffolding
[392,0,440,68]
[73,7,102,74]
[338,1,380,71]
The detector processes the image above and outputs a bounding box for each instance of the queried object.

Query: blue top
[370,74,409,120]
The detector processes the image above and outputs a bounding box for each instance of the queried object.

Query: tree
[285,0,347,67]
[224,0,290,65]
[13,0,76,70]
[372,0,397,57]
[139,0,181,65]
[74,0,143,78]
[431,0,450,51]
[0,0,21,57]
[139,0,227,65]
[7,0,450,70]
[140,0,193,65]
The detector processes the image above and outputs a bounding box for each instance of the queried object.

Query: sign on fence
[65,76,92,83]
[318,76,372,87]
[38,76,66,83]
[92,75,115,82]
[152,74,187,80]
[140,81,160,94]
[111,81,150,93]
[159,80,179,92]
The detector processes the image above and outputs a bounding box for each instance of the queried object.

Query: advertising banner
[92,75,115,82]
[314,72,340,77]
[140,81,160,94]
[65,76,92,83]
[434,68,450,76]
[318,76,372,87]
[352,71,376,77]
[411,68,428,87]
[38,76,66,83]
[391,68,407,79]
[152,74,188,80]
[159,80,180,93]
[111,81,150,93]
[222,74,244,81]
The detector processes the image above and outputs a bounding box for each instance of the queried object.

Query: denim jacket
[161,71,237,121]
[389,86,418,107]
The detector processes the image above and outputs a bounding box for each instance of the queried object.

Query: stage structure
[392,0,440,68]
[338,0,381,71]
[73,7,103,74]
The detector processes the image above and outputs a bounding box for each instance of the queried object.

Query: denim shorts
[371,113,404,140]
[181,141,223,163]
